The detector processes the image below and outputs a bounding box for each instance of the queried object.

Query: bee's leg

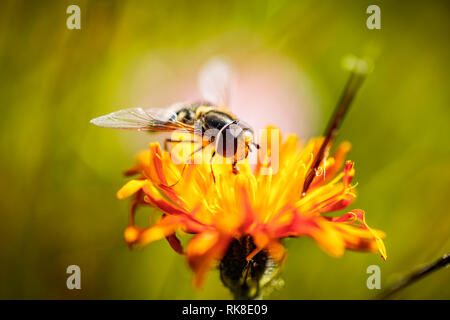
[166,163,188,188]
[166,142,210,188]
[232,162,240,174]
[210,150,216,183]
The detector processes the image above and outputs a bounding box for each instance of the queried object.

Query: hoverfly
[90,59,259,180]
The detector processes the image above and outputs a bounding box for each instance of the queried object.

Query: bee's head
[216,120,257,161]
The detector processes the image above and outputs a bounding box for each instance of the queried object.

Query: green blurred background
[0,0,449,299]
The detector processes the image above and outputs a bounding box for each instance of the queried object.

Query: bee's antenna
[252,142,261,150]
[302,57,371,196]
[248,142,260,153]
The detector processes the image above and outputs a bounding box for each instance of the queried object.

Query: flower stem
[219,236,281,300]
[378,253,449,299]
[303,58,369,195]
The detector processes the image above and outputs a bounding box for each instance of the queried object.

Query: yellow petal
[124,226,140,243]
[116,179,147,199]
[313,224,346,258]
[186,231,219,256]
[267,240,287,262]
[138,222,179,247]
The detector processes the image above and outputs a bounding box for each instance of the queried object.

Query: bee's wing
[90,107,194,132]
[198,57,234,108]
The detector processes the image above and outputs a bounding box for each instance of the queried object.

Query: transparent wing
[198,57,234,108]
[90,107,194,132]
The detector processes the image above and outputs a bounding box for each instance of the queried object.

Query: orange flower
[117,127,387,290]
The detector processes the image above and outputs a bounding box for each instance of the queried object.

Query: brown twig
[378,253,450,299]
[302,61,368,195]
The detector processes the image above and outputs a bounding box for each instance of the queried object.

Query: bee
[90,59,259,180]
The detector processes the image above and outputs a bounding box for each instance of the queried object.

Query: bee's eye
[216,126,239,158]
[215,123,255,161]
